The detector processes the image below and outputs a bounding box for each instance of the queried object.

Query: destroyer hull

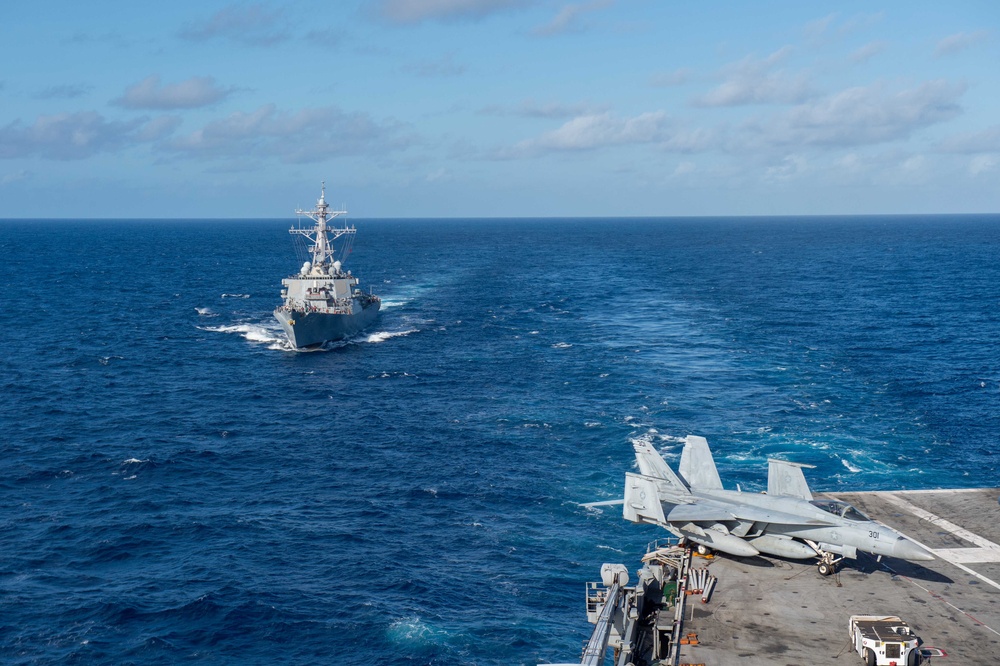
[274,302,380,348]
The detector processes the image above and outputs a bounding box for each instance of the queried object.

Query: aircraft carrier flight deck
[557,487,1000,666]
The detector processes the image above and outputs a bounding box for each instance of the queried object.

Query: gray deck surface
[676,488,1000,665]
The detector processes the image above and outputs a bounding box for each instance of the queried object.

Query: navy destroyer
[273,184,380,348]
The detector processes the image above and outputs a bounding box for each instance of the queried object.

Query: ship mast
[290,181,355,275]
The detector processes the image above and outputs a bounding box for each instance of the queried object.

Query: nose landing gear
[805,541,843,576]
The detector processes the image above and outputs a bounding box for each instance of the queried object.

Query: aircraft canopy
[809,499,869,522]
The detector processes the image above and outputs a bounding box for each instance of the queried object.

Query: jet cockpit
[810,499,869,521]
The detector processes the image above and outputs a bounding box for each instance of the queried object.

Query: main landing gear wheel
[818,561,835,576]
[697,544,712,556]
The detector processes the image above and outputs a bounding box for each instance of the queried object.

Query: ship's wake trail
[201,318,421,352]
[362,328,418,344]
[199,323,288,350]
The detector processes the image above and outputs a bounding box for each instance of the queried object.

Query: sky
[1,0,999,218]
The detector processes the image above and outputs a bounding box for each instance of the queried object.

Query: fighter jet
[594,435,934,575]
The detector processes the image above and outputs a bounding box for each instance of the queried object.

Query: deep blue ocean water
[1,215,998,665]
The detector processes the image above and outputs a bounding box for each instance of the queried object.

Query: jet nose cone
[893,537,934,562]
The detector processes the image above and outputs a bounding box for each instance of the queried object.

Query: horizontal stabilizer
[623,472,666,526]
[767,459,815,500]
[580,499,625,508]
[679,435,723,491]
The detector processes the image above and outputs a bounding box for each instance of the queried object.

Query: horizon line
[2,212,999,222]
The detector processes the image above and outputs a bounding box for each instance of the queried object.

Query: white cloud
[491,111,723,159]
[532,0,612,37]
[835,152,864,173]
[849,40,887,64]
[803,12,884,43]
[426,167,452,182]
[969,155,997,176]
[934,30,989,57]
[671,161,695,176]
[1,170,32,185]
[134,115,183,141]
[163,104,415,163]
[763,80,965,147]
[374,0,532,24]
[178,4,289,46]
[487,79,966,165]
[478,99,609,118]
[803,13,837,41]
[113,75,235,110]
[763,154,807,182]
[937,124,1000,153]
[900,154,925,172]
[650,68,693,88]
[504,111,668,156]
[0,112,169,160]
[34,84,93,100]
[660,127,717,153]
[694,47,815,107]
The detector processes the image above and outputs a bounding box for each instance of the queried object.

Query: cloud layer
[163,104,415,163]
[374,0,531,24]
[694,47,815,107]
[178,4,289,46]
[0,112,170,160]
[113,75,235,110]
[934,30,989,57]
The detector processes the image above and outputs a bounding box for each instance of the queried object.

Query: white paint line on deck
[845,488,993,495]
[879,562,1000,639]
[880,492,1000,552]
[876,492,1000,593]
[891,488,991,495]
[931,548,1000,563]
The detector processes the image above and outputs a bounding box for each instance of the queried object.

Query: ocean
[1,215,998,664]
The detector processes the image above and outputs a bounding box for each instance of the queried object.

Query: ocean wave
[379,298,407,309]
[199,323,285,346]
[841,458,862,473]
[367,371,418,379]
[220,293,250,299]
[385,616,450,647]
[364,329,418,344]
[195,307,216,316]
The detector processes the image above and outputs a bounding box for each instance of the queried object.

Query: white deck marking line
[931,548,1000,563]
[875,492,1000,593]
[844,488,992,495]
[879,561,1000,639]
[827,491,1000,637]
[880,492,1000,552]
[893,488,989,495]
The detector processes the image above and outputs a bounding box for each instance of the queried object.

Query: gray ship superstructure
[274,184,380,348]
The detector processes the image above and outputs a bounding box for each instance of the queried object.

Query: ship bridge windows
[809,499,869,521]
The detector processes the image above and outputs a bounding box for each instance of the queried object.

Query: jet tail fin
[632,439,690,497]
[678,435,724,490]
[767,459,815,500]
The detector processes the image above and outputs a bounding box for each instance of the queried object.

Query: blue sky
[1,1,998,217]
